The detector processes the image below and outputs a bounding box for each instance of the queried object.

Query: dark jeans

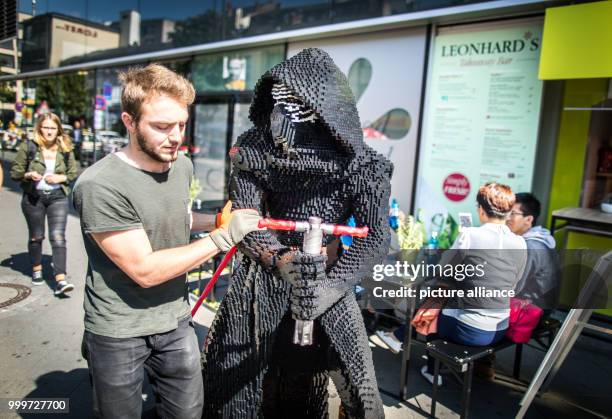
[83,318,203,419]
[21,190,69,276]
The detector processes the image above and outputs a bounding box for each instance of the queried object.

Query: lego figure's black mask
[269,82,343,161]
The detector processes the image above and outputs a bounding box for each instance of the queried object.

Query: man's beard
[135,128,178,163]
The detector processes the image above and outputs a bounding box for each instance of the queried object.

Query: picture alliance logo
[443,173,470,202]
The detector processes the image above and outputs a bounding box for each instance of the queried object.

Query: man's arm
[92,207,262,288]
[92,229,220,288]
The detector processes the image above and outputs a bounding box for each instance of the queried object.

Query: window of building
[57,71,95,125]
[191,45,284,93]
[0,54,16,69]
[21,18,49,72]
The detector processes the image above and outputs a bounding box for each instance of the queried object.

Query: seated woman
[377,182,527,385]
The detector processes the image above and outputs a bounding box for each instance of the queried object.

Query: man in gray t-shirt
[73,64,262,419]
[75,153,195,338]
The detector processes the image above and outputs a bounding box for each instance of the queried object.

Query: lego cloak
[202,48,392,419]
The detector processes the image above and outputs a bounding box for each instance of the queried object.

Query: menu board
[415,18,544,228]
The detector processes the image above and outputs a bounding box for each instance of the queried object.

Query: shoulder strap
[26,140,37,167]
[86,262,93,281]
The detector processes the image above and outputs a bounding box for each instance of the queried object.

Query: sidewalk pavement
[1,154,610,419]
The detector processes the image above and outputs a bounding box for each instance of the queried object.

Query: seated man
[507,192,561,316]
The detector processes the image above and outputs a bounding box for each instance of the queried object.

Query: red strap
[191,246,238,317]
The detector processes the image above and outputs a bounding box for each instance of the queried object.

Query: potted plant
[396,210,427,264]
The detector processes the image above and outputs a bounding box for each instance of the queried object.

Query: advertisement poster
[415,18,544,230]
[289,27,427,213]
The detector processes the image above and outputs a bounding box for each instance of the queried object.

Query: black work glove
[276,251,350,321]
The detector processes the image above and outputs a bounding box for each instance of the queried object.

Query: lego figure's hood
[249,48,364,157]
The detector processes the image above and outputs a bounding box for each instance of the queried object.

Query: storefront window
[191,45,284,93]
[20,76,61,125]
[232,102,252,143]
[0,81,17,127]
[20,79,37,126]
[94,66,128,135]
[192,103,229,203]
[57,71,95,125]
[155,58,192,79]
[563,80,612,210]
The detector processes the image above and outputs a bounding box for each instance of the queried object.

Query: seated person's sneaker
[54,280,74,296]
[420,365,443,386]
[32,270,44,286]
[375,330,402,354]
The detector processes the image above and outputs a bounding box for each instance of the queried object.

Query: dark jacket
[515,226,560,310]
[10,140,78,196]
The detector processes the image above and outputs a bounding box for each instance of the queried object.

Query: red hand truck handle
[330,225,369,238]
[258,218,296,231]
[259,218,369,238]
[191,246,237,317]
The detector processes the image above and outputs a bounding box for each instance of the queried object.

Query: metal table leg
[513,344,523,380]
[399,295,416,400]
[460,363,473,419]
[431,358,440,418]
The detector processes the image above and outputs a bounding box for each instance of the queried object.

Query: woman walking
[10,113,78,295]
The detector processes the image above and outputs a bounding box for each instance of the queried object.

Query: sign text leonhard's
[441,37,539,57]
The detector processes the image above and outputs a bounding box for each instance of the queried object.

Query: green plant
[0,82,16,103]
[437,215,460,249]
[397,211,426,250]
[189,178,202,205]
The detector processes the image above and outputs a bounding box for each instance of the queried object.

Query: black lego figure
[202,48,393,418]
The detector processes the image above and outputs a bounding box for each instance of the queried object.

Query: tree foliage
[58,73,90,119]
[0,82,16,103]
[33,74,90,119]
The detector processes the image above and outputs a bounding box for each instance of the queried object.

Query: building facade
[21,13,120,72]
[0,1,609,224]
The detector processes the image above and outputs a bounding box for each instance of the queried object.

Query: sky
[18,0,321,24]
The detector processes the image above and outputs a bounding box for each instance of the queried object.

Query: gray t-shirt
[73,153,193,338]
[440,223,527,331]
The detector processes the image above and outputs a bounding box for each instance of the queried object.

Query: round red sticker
[442,173,470,202]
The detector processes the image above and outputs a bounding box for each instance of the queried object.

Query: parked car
[79,131,103,167]
[79,130,128,166]
[96,130,128,156]
[25,127,34,141]
[1,129,23,151]
[64,125,82,160]
[62,124,74,137]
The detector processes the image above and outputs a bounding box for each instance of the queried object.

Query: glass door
[191,93,252,204]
